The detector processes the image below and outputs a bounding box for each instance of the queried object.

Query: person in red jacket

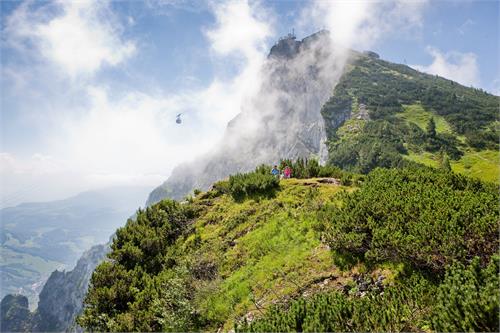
[283,166,292,179]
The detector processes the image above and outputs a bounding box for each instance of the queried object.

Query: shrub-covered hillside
[322,53,499,182]
[78,165,499,332]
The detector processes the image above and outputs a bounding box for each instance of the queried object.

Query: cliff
[0,243,110,332]
[146,30,349,205]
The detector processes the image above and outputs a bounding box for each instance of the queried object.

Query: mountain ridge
[1,243,110,332]
[78,166,499,332]
[146,30,350,206]
[147,31,498,206]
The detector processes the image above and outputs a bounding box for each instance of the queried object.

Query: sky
[0,0,498,207]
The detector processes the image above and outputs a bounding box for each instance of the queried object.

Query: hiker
[271,165,280,178]
[283,166,292,179]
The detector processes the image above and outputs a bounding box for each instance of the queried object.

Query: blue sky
[0,0,498,206]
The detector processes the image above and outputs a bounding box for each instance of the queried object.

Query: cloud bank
[298,0,428,50]
[1,0,272,207]
[411,46,480,87]
[4,0,136,77]
[1,0,432,207]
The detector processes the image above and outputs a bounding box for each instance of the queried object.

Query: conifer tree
[442,154,451,172]
[426,117,436,138]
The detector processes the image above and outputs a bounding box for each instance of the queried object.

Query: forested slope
[321,53,499,182]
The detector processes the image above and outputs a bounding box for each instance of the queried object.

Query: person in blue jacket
[271,165,280,178]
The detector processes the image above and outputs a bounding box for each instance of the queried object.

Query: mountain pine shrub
[431,256,499,332]
[237,274,434,332]
[323,167,498,272]
[228,171,279,200]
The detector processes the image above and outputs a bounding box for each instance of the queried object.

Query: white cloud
[202,0,273,120]
[4,0,136,77]
[0,153,73,207]
[297,0,428,50]
[1,0,273,206]
[54,0,273,174]
[59,86,217,175]
[412,46,480,87]
[0,153,65,176]
[206,1,272,60]
[0,153,23,175]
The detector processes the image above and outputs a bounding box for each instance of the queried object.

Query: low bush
[228,171,279,200]
[328,120,409,174]
[317,165,343,178]
[431,256,499,332]
[340,173,352,186]
[212,180,230,195]
[78,200,198,331]
[238,256,500,332]
[237,274,433,332]
[323,167,499,272]
[278,158,352,180]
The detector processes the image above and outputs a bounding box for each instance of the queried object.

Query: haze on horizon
[1,0,498,207]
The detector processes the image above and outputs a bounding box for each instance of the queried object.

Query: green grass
[398,104,453,134]
[80,168,499,331]
[405,151,440,168]
[0,248,62,274]
[452,149,499,183]
[399,104,498,183]
[404,150,499,184]
[180,179,349,329]
[335,118,367,141]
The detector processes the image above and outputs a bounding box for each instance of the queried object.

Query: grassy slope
[399,104,499,183]
[406,149,499,183]
[178,179,364,330]
[451,150,499,183]
[323,54,499,183]
[80,167,499,332]
[398,104,453,134]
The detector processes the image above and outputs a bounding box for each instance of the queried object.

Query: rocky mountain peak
[269,29,330,59]
[146,30,345,205]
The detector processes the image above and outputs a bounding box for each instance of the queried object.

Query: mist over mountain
[147,30,349,205]
[147,30,498,206]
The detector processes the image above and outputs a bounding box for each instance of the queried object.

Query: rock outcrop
[0,243,110,332]
[0,295,31,332]
[31,244,110,332]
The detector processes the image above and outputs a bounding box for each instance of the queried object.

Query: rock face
[362,50,380,59]
[1,295,31,332]
[147,30,349,205]
[0,243,110,332]
[269,33,301,59]
[32,244,110,332]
